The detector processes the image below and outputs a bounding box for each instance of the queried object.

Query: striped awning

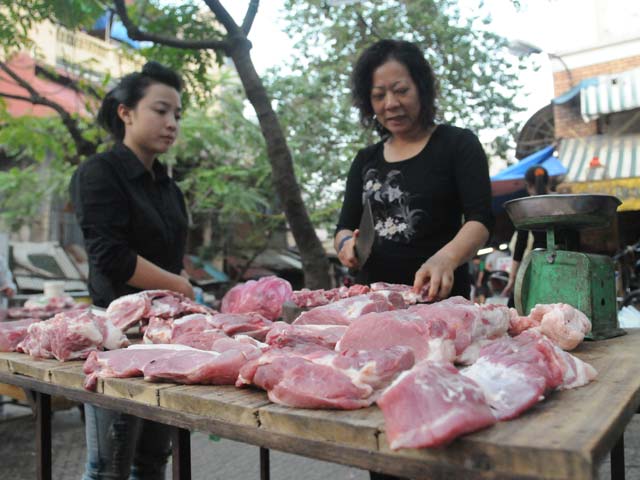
[558,134,640,183]
[580,67,640,121]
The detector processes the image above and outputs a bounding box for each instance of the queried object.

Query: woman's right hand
[338,229,360,269]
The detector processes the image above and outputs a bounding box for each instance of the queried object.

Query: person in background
[502,165,551,305]
[0,252,16,313]
[69,61,193,480]
[0,251,15,412]
[334,39,494,305]
[469,256,485,303]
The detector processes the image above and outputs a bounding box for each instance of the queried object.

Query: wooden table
[1,329,639,480]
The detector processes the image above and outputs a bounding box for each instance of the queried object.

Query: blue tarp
[491,145,568,213]
[491,145,557,181]
[93,12,142,49]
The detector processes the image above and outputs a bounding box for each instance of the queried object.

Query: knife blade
[354,198,375,268]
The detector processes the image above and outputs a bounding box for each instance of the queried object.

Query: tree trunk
[229,45,331,289]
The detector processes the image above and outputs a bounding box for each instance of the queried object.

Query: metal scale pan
[504,194,621,232]
[504,193,625,340]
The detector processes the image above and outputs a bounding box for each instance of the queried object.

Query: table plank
[160,385,269,427]
[6,353,64,382]
[103,377,173,406]
[49,364,92,391]
[0,353,10,373]
[258,403,383,451]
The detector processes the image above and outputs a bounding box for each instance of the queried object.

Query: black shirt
[336,125,493,297]
[69,143,188,307]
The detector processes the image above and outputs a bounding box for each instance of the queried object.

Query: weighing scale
[504,194,626,340]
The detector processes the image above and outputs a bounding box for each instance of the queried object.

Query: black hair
[524,165,549,195]
[97,61,183,141]
[351,39,437,138]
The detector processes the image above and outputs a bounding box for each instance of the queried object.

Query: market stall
[0,329,638,480]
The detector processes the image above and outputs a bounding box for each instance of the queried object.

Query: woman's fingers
[427,274,441,301]
[414,254,456,301]
[438,271,454,299]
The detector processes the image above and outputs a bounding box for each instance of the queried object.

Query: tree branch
[0,92,35,103]
[113,0,232,52]
[0,60,97,160]
[203,0,241,35]
[241,0,260,35]
[355,9,382,39]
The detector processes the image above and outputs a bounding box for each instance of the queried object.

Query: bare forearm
[127,255,194,299]
[436,221,490,268]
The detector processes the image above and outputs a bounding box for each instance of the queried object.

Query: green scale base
[515,249,627,340]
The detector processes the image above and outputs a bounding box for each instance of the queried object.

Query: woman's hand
[337,229,360,269]
[174,274,195,300]
[413,251,457,301]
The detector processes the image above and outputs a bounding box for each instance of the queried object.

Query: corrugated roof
[580,67,640,121]
[558,134,640,183]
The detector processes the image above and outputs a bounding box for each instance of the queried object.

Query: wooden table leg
[611,433,625,480]
[35,392,51,480]
[171,427,191,480]
[260,447,270,480]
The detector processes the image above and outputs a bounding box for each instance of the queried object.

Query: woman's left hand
[413,252,457,301]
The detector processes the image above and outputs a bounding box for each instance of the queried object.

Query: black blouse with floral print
[336,124,493,296]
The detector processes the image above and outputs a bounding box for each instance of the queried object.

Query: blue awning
[491,145,556,182]
[552,78,598,105]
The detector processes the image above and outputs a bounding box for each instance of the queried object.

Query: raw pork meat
[460,331,569,420]
[292,291,405,326]
[83,345,182,390]
[172,312,273,340]
[292,284,370,308]
[407,298,511,364]
[107,290,215,330]
[0,318,40,352]
[143,317,174,344]
[221,276,293,320]
[106,292,150,330]
[8,295,86,320]
[369,282,429,304]
[265,322,347,349]
[142,337,264,385]
[238,346,414,409]
[18,310,129,361]
[530,303,592,350]
[206,313,273,340]
[553,344,598,390]
[336,310,456,363]
[377,361,496,449]
[507,303,591,350]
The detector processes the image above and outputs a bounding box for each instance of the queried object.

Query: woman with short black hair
[335,39,494,302]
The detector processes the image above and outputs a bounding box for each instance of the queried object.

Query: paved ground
[0,400,638,479]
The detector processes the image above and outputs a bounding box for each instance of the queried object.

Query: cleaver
[354,198,375,268]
